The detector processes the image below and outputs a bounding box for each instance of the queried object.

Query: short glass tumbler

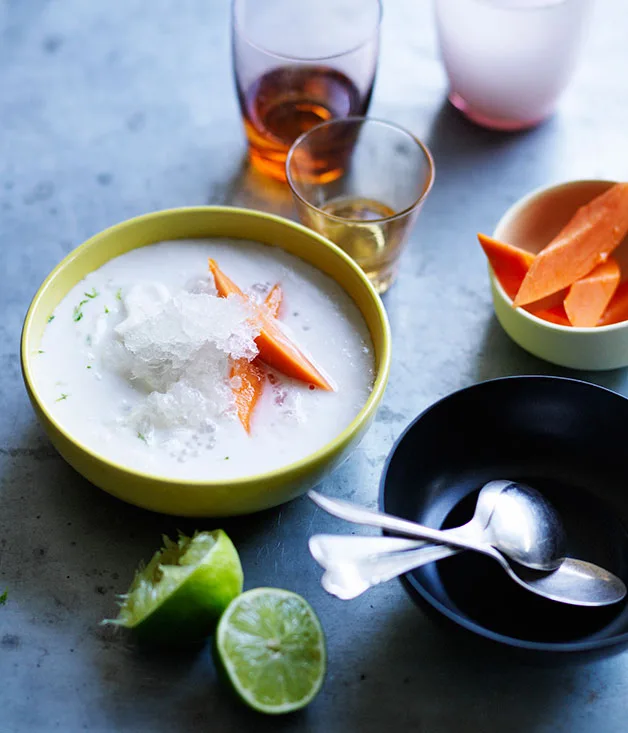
[435,0,591,131]
[232,0,381,181]
[286,117,434,294]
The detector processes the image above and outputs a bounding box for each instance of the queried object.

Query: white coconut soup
[33,239,375,480]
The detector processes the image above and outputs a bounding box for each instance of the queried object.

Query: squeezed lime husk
[105,530,243,646]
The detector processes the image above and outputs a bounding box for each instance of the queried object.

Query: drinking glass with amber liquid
[287,118,435,293]
[232,0,381,182]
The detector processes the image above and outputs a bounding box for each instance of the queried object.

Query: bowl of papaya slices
[478,180,628,370]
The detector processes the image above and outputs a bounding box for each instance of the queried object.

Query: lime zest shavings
[73,302,86,322]
[55,393,69,402]
[0,589,8,605]
[73,289,98,322]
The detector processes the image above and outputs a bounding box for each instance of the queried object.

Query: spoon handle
[359,544,460,583]
[309,534,427,567]
[308,490,480,551]
[319,543,461,600]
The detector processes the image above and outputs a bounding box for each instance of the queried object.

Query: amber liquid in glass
[322,197,395,222]
[238,65,367,181]
[313,196,411,293]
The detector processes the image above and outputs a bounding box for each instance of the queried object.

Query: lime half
[215,588,326,715]
[105,530,243,646]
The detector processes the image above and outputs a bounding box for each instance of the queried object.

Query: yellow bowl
[489,179,628,370]
[21,207,391,516]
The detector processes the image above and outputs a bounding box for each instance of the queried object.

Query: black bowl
[380,376,628,662]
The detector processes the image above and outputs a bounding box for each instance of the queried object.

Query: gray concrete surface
[2,1,628,731]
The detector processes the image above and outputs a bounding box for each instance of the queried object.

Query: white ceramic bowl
[489,179,628,370]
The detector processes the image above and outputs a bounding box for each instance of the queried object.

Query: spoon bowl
[474,481,566,571]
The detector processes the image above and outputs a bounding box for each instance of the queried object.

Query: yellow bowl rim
[490,178,628,334]
[21,205,392,488]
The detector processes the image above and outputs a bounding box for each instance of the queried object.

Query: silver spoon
[311,480,567,571]
[309,534,627,605]
[308,488,627,606]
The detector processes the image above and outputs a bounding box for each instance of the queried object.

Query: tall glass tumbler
[232,0,382,181]
[435,0,591,131]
